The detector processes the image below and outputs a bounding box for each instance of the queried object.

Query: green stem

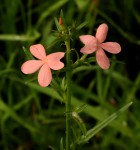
[65,39,71,150]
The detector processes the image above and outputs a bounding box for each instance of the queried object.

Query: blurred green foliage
[0,0,140,149]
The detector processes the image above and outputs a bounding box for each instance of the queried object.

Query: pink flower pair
[80,23,121,69]
[21,44,65,87]
[21,23,121,87]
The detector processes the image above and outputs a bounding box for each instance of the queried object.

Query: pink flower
[21,44,65,87]
[80,23,121,69]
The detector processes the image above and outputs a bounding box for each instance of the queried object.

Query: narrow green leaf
[78,102,133,144]
[105,70,133,85]
[36,0,68,28]
[72,111,87,136]
[0,30,40,41]
[76,21,88,31]
[60,138,64,150]
[85,57,96,63]
[110,58,125,64]
[0,100,39,133]
[22,46,34,60]
[54,17,61,32]
[75,0,89,10]
[125,73,140,103]
[27,82,63,102]
[97,69,103,102]
[73,104,87,114]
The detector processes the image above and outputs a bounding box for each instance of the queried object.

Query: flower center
[43,57,48,63]
[96,40,100,50]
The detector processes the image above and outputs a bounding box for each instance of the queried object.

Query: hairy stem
[65,38,71,150]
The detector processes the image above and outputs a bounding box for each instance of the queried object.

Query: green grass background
[0,0,140,149]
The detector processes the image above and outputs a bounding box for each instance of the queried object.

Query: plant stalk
[65,38,71,150]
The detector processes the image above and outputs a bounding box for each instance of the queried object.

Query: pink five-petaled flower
[21,44,65,87]
[80,23,121,70]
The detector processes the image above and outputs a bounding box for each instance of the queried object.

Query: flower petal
[47,52,65,70]
[100,42,121,54]
[21,60,44,74]
[80,46,96,54]
[30,44,46,60]
[38,63,52,87]
[80,35,97,46]
[96,48,110,70]
[95,23,108,43]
